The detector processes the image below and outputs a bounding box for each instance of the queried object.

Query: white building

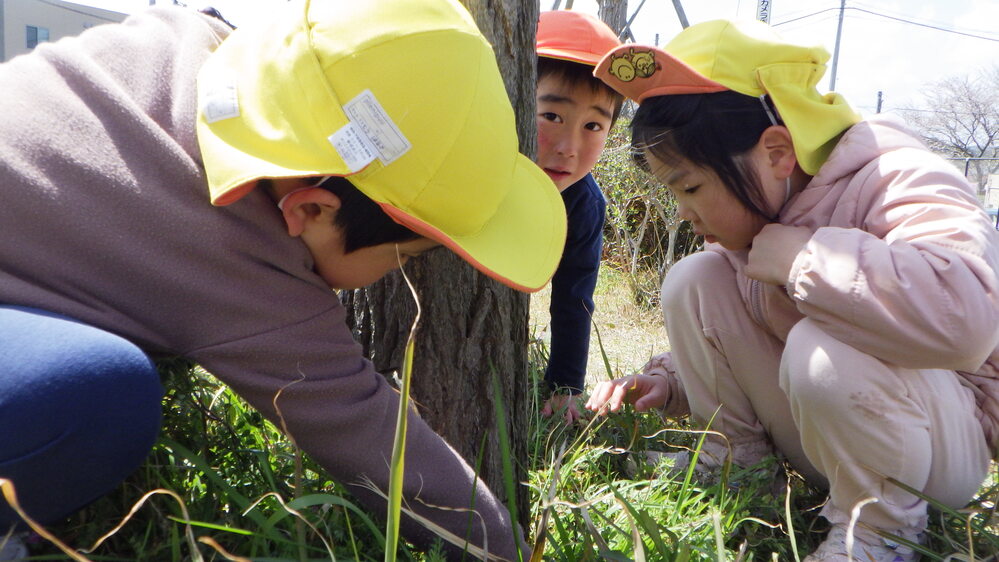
[1,0,126,62]
[986,174,999,209]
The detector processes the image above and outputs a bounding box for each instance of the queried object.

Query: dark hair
[198,7,236,29]
[317,177,422,253]
[631,90,779,219]
[537,57,625,124]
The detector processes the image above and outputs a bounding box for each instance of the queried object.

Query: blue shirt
[544,173,605,394]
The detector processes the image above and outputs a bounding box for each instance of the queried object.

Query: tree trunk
[340,0,539,529]
[597,0,628,37]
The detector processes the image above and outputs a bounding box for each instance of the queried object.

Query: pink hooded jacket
[647,116,999,454]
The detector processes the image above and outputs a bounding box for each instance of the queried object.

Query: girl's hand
[585,374,670,414]
[746,223,813,286]
[541,393,582,424]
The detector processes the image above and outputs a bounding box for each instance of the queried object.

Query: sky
[75,0,999,117]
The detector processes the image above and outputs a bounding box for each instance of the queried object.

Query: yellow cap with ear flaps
[594,19,861,175]
[195,0,566,293]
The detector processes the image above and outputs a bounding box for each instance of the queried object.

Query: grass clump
[11,276,999,560]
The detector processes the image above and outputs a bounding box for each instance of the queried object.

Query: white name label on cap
[342,89,412,166]
[328,122,378,173]
[201,76,240,124]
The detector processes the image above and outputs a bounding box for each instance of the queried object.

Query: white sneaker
[0,533,27,562]
[804,523,920,562]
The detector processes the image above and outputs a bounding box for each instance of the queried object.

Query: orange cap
[536,10,621,67]
[594,19,860,175]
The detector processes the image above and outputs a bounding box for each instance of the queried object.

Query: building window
[26,26,50,49]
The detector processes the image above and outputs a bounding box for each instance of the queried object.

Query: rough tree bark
[340,0,539,528]
[597,0,628,38]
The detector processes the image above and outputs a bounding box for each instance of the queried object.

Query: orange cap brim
[378,153,566,293]
[594,44,728,102]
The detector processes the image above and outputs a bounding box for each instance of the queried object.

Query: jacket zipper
[749,278,766,327]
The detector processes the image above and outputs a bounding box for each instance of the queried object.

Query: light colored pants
[661,251,991,532]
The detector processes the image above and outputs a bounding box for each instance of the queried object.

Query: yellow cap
[595,19,860,175]
[195,0,566,292]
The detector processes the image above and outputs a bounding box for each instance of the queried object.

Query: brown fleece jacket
[0,7,521,558]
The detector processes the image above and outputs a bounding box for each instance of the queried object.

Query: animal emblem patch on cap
[594,19,862,175]
[606,48,660,82]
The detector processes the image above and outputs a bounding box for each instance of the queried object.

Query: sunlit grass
[10,272,999,560]
[15,354,999,561]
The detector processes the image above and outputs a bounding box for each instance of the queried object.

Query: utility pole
[829,0,845,90]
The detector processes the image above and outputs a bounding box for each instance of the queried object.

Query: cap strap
[756,62,860,175]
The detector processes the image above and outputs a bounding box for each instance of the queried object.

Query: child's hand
[746,223,812,286]
[541,393,582,424]
[585,374,670,414]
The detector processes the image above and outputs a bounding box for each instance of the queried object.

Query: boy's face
[535,74,616,192]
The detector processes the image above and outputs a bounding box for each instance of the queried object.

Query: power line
[893,106,990,116]
[774,6,999,42]
[850,7,999,42]
[772,0,845,24]
[850,1,999,38]
[773,6,842,26]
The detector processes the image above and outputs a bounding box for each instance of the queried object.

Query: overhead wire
[773,5,999,42]
[850,0,999,38]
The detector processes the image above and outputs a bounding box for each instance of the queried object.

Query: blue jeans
[0,306,163,528]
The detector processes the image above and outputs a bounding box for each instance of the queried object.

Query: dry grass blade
[846,497,879,562]
[617,495,646,562]
[197,536,253,561]
[784,468,802,562]
[579,504,612,555]
[81,488,204,561]
[271,371,309,560]
[712,509,727,562]
[530,439,568,562]
[0,481,203,561]
[965,512,977,561]
[242,492,337,561]
[0,478,92,561]
[733,540,749,562]
[641,427,731,458]
[357,476,509,561]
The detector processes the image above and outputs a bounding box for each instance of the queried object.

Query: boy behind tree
[534,10,624,423]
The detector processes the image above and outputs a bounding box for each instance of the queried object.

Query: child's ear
[280,188,342,237]
[759,125,798,180]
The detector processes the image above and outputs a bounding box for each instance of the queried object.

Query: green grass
[12,291,999,561]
